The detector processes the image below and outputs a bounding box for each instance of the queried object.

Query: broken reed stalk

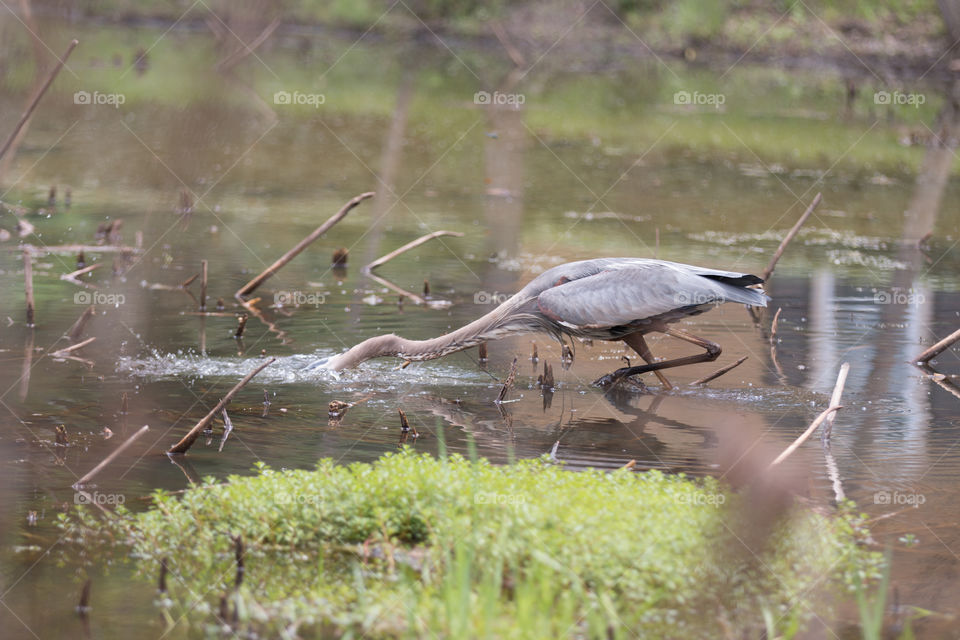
[219,409,233,452]
[23,250,35,326]
[761,192,822,282]
[622,459,636,470]
[200,260,208,311]
[769,363,849,467]
[820,362,850,442]
[233,535,245,588]
[769,307,783,346]
[235,192,374,298]
[234,313,248,338]
[51,336,96,357]
[398,409,411,433]
[0,39,79,162]
[332,247,348,267]
[158,558,169,594]
[690,356,748,386]
[531,341,538,361]
[362,230,465,273]
[168,358,275,454]
[541,362,555,389]
[77,578,92,613]
[61,262,101,283]
[73,424,150,487]
[180,273,199,288]
[914,328,960,365]
[496,356,519,403]
[423,279,430,296]
[478,342,488,362]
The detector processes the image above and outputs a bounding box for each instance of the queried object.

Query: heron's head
[303,355,344,378]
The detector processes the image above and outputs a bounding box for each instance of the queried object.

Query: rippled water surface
[1,17,959,639]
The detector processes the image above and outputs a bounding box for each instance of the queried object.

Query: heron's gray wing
[536,263,766,330]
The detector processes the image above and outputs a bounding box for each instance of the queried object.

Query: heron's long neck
[325,304,522,371]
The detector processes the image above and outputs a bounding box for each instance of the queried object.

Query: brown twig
[180,273,199,288]
[761,192,822,282]
[690,356,748,386]
[66,305,94,340]
[168,358,275,454]
[531,341,538,362]
[914,328,960,365]
[0,39,79,162]
[478,343,488,362]
[73,424,150,487]
[362,230,464,273]
[23,249,35,326]
[236,192,374,298]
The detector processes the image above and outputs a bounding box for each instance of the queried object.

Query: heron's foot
[592,367,648,392]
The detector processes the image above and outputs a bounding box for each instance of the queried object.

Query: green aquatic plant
[62,449,882,638]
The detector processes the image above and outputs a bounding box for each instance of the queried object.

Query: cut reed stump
[200,260,208,311]
[168,358,275,454]
[23,249,35,326]
[235,192,374,299]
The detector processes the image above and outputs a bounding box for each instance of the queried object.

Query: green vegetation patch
[64,449,881,638]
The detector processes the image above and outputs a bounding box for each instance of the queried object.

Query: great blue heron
[308,258,768,387]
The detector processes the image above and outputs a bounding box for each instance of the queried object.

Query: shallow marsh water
[0,18,959,639]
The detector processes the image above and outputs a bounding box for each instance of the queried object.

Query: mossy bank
[63,449,882,638]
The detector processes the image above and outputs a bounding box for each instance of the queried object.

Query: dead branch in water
[769,307,782,346]
[820,362,850,442]
[218,409,233,452]
[19,243,140,255]
[73,424,150,487]
[769,363,849,467]
[362,230,464,273]
[496,356,519,403]
[66,305,95,340]
[0,39,79,162]
[168,358,275,454]
[51,336,95,357]
[478,343,488,362]
[914,328,960,365]
[761,192,822,282]
[690,356,748,386]
[23,250,35,326]
[236,192,374,299]
[61,262,102,288]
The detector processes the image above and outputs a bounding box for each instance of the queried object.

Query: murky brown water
[1,17,959,639]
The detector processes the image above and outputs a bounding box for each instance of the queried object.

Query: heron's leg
[622,333,673,390]
[594,328,721,388]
